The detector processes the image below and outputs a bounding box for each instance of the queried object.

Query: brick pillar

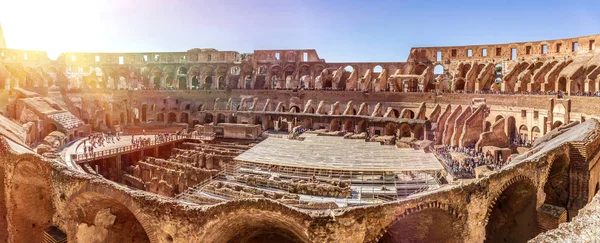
[537,204,567,234]
[546,98,554,134]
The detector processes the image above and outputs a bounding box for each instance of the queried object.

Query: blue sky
[1,0,599,61]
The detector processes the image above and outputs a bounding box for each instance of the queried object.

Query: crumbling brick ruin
[0,32,599,242]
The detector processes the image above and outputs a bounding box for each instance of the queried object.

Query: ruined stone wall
[476,118,509,150]
[459,105,485,147]
[0,119,598,242]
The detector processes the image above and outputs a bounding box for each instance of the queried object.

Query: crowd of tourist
[82,132,121,154]
[434,146,508,179]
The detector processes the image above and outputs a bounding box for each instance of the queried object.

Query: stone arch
[156,113,164,122]
[384,123,396,136]
[289,106,300,113]
[494,115,504,122]
[543,153,570,210]
[401,109,415,119]
[344,65,355,72]
[557,77,567,92]
[485,176,537,243]
[391,109,400,118]
[412,124,424,140]
[329,119,341,131]
[46,123,58,136]
[552,121,563,130]
[378,202,460,243]
[398,123,411,138]
[454,78,466,91]
[519,124,529,143]
[6,158,54,243]
[167,112,177,123]
[204,113,214,124]
[433,64,444,75]
[216,113,226,124]
[204,76,213,89]
[217,75,226,90]
[531,126,541,141]
[343,120,354,132]
[180,112,189,124]
[373,65,383,73]
[65,188,155,243]
[199,202,310,243]
[357,120,367,133]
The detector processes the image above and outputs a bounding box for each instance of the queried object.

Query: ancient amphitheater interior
[1,20,600,242]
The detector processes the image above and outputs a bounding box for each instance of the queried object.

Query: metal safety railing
[70,133,216,164]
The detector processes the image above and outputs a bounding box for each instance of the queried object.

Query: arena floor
[235,134,444,172]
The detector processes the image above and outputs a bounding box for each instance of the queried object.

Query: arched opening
[485,178,537,243]
[46,123,58,135]
[384,123,396,136]
[218,76,226,90]
[531,126,541,142]
[289,106,300,113]
[399,124,411,138]
[245,75,252,89]
[329,119,341,131]
[204,76,213,89]
[552,121,563,130]
[8,160,53,242]
[433,65,444,75]
[167,112,177,124]
[378,208,460,243]
[180,113,189,124]
[519,125,529,144]
[191,76,200,89]
[413,124,424,140]
[178,76,187,90]
[485,121,492,132]
[344,65,354,72]
[495,115,504,122]
[495,64,503,76]
[141,104,148,122]
[156,113,164,122]
[204,113,214,124]
[557,77,567,92]
[402,110,415,119]
[373,65,383,73]
[543,154,570,209]
[306,106,315,114]
[391,109,400,118]
[454,78,465,91]
[217,113,226,124]
[271,76,278,89]
[199,211,309,243]
[357,120,367,133]
[343,120,354,132]
[67,192,150,243]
